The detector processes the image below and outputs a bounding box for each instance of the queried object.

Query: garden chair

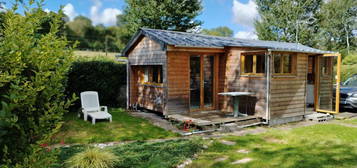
[80,91,112,125]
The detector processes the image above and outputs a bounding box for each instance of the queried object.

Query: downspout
[263,50,272,125]
[126,60,129,109]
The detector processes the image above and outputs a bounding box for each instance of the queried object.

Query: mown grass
[53,108,178,144]
[52,139,203,168]
[189,124,357,168]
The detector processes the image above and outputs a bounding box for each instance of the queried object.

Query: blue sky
[5,0,259,39]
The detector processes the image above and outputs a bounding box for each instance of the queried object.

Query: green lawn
[190,124,357,168]
[52,139,203,168]
[53,108,178,144]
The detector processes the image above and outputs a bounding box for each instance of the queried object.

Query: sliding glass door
[190,55,216,111]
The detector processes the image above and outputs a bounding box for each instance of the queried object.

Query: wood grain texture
[219,48,267,118]
[269,53,308,119]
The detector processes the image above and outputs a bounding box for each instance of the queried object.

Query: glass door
[190,56,201,110]
[203,56,214,108]
[190,55,216,111]
[316,54,341,113]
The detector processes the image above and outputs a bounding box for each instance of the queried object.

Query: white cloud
[90,0,122,26]
[232,0,259,28]
[235,31,258,39]
[63,3,78,21]
[44,8,51,13]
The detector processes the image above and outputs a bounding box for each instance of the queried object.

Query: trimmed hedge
[66,60,126,108]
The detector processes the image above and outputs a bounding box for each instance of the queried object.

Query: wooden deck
[167,111,262,127]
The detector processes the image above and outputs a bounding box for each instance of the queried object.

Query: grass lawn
[190,124,357,168]
[52,139,203,168]
[53,108,178,144]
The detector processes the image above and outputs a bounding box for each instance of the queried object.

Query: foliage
[64,16,124,52]
[0,1,75,166]
[340,52,357,82]
[53,108,177,144]
[66,147,118,168]
[201,26,233,37]
[191,124,357,168]
[121,0,203,43]
[318,0,357,52]
[255,0,323,47]
[66,60,126,108]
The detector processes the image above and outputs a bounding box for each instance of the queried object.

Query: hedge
[66,60,127,109]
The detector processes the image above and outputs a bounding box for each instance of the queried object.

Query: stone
[231,158,253,164]
[220,140,236,146]
[177,159,192,168]
[215,156,228,162]
[237,149,250,154]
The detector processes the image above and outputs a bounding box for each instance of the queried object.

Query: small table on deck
[218,92,255,117]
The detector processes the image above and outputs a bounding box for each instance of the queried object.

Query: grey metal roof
[123,28,335,55]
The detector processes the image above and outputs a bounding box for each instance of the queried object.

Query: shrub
[341,52,357,82]
[0,2,75,166]
[66,148,118,168]
[66,60,126,108]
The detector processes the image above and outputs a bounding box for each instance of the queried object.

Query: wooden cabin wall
[166,51,190,115]
[128,36,166,65]
[269,53,308,122]
[219,48,267,119]
[127,36,167,113]
[129,66,164,112]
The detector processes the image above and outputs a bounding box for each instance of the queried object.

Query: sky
[4,0,259,39]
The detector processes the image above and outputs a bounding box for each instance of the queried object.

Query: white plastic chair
[80,91,112,125]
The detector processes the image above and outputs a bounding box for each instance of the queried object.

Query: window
[241,54,265,75]
[142,65,163,84]
[273,53,296,75]
[321,57,331,76]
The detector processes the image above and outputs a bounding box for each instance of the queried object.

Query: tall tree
[122,0,202,42]
[201,26,233,37]
[255,0,322,47]
[319,0,357,53]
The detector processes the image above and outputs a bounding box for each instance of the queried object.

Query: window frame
[140,65,163,86]
[272,53,297,76]
[240,53,266,77]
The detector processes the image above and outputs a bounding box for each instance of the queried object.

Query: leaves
[0,1,76,166]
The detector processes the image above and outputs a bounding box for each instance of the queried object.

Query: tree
[319,0,357,53]
[0,2,75,166]
[201,26,233,37]
[122,0,202,43]
[255,0,323,47]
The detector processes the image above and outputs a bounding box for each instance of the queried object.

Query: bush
[66,147,118,168]
[66,60,126,108]
[341,52,357,82]
[0,2,75,166]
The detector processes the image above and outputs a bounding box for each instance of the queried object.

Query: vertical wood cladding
[166,52,190,114]
[127,36,167,113]
[269,53,308,119]
[219,48,267,119]
[128,36,166,65]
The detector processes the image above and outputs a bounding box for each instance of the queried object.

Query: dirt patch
[264,136,287,144]
[128,111,182,133]
[215,156,228,162]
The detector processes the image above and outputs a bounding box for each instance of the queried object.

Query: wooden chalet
[123,28,341,126]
